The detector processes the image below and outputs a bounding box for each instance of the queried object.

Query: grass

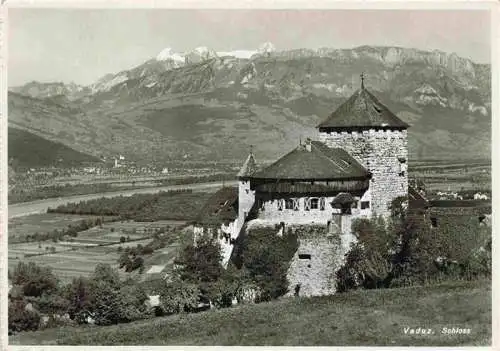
[10,279,491,346]
[8,213,101,241]
[8,126,100,169]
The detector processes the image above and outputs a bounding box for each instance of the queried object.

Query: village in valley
[6,8,492,347]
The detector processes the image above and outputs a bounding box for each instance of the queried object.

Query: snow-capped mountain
[9,45,491,162]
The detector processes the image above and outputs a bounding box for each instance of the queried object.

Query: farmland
[7,188,213,284]
[8,219,188,283]
[409,159,490,193]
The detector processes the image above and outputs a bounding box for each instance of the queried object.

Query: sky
[8,9,491,87]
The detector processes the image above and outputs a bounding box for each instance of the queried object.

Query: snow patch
[217,50,258,59]
[156,47,185,64]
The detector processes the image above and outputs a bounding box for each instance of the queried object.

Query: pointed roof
[194,187,239,225]
[251,140,370,180]
[318,86,409,131]
[237,152,257,178]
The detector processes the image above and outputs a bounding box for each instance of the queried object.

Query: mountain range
[8,44,491,167]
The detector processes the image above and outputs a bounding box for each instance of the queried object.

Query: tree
[63,277,94,324]
[336,216,399,292]
[92,264,121,289]
[238,227,299,301]
[175,237,223,284]
[158,280,199,315]
[11,262,58,297]
[8,299,41,333]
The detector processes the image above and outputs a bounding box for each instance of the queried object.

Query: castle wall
[238,179,256,230]
[319,129,408,217]
[285,221,356,297]
[254,190,371,225]
[193,218,239,267]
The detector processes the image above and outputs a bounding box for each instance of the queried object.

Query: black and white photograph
[3,3,495,347]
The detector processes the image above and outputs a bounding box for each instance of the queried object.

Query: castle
[194,77,410,296]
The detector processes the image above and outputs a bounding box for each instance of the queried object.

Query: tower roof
[194,187,239,225]
[317,85,409,131]
[237,152,257,178]
[251,140,370,180]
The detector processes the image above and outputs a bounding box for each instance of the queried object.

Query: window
[258,199,265,210]
[304,198,311,211]
[320,197,325,210]
[479,215,486,224]
[431,217,438,228]
[310,198,319,209]
[293,198,300,211]
[399,157,407,177]
[277,199,284,211]
[245,189,249,194]
[285,199,294,209]
[361,201,370,209]
[298,254,311,260]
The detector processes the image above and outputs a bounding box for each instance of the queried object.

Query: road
[8,181,238,219]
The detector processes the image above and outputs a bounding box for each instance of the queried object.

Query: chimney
[305,138,312,152]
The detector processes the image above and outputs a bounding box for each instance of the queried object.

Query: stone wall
[193,218,239,267]
[238,179,255,230]
[319,129,408,217]
[285,221,356,297]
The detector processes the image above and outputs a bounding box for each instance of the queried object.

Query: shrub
[336,216,400,292]
[158,280,200,315]
[237,227,298,301]
[11,262,59,297]
[175,237,223,284]
[8,299,41,333]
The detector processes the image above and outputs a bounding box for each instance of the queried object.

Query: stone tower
[317,77,409,218]
[237,149,257,230]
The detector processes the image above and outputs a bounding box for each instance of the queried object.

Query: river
[8,180,238,219]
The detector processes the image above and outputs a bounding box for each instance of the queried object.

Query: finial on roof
[360,72,366,89]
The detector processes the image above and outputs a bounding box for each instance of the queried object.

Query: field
[10,279,491,346]
[8,219,187,283]
[8,213,104,240]
[409,160,490,193]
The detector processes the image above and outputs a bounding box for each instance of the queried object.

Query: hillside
[10,279,491,346]
[8,45,491,164]
[8,127,101,169]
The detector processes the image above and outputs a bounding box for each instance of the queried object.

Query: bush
[158,280,200,315]
[11,262,59,297]
[175,237,223,284]
[9,300,41,333]
[237,227,298,302]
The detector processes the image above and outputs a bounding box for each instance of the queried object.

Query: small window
[320,197,325,211]
[310,198,319,209]
[285,199,294,209]
[293,198,300,211]
[298,254,311,260]
[479,215,486,224]
[277,199,283,211]
[259,199,265,210]
[245,189,249,194]
[361,201,370,209]
[304,198,311,211]
[431,217,438,228]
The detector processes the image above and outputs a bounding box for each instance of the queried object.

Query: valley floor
[10,279,491,346]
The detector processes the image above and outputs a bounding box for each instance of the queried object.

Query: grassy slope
[11,279,491,346]
[8,127,100,168]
